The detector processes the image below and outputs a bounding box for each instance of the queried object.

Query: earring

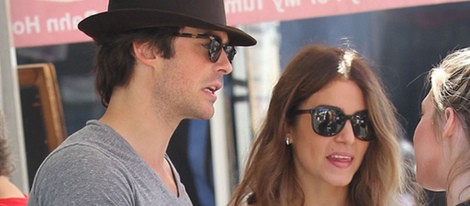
[285,137,292,145]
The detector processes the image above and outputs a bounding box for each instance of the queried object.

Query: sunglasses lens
[224,46,236,63]
[312,107,344,137]
[310,106,373,141]
[175,33,237,63]
[208,38,222,62]
[208,37,236,63]
[351,111,373,140]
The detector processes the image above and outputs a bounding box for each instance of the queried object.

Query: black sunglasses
[295,105,374,141]
[174,32,236,63]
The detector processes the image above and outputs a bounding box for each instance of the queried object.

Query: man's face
[152,27,233,121]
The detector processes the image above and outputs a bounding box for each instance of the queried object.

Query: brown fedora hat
[78,0,256,46]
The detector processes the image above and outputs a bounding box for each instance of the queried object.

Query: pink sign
[224,0,467,25]
[10,0,466,48]
[10,0,106,48]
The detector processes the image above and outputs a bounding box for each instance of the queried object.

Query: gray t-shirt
[28,120,193,206]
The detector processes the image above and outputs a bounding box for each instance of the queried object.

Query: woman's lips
[326,153,354,168]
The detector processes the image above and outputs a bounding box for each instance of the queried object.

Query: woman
[0,111,28,206]
[230,44,417,206]
[414,48,470,206]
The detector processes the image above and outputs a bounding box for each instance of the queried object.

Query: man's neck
[100,86,181,168]
[99,99,181,197]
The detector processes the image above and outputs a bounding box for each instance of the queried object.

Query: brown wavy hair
[229,44,415,206]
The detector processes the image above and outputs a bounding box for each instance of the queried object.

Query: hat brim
[78,9,257,46]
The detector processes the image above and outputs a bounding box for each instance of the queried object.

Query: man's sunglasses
[174,32,236,63]
[295,105,375,141]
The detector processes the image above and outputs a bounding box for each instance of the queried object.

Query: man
[28,0,256,205]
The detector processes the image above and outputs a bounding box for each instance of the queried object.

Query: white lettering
[12,16,41,34]
[46,11,95,32]
[47,13,74,32]
[273,0,301,13]
[59,13,73,30]
[72,16,82,29]
[226,0,244,13]
[272,0,284,13]
[225,0,263,13]
[285,0,301,7]
[46,18,58,32]
[12,22,25,35]
[311,0,328,4]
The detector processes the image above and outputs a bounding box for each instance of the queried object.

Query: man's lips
[205,86,217,94]
[205,82,222,95]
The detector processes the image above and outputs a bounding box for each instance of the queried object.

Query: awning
[10,0,466,48]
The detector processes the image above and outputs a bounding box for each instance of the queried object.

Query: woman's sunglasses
[174,32,236,63]
[295,105,375,141]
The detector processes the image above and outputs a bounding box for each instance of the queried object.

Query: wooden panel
[18,63,66,184]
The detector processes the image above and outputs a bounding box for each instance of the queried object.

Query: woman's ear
[132,41,158,66]
[442,107,458,139]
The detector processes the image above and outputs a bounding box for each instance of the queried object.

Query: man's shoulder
[54,120,131,160]
[28,138,136,206]
[32,121,134,188]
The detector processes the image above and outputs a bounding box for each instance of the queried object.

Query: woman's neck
[448,171,470,206]
[300,181,350,206]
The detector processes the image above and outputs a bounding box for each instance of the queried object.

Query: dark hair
[230,44,411,206]
[94,26,180,107]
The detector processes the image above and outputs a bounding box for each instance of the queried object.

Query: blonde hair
[230,45,418,206]
[429,47,470,201]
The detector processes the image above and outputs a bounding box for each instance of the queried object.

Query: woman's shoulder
[0,176,24,199]
[0,176,27,206]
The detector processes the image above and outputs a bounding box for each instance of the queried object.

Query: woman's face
[413,92,446,190]
[289,79,370,188]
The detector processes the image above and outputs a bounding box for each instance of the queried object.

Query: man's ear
[132,41,158,66]
[442,107,458,139]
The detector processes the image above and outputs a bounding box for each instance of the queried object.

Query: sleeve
[28,145,134,206]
